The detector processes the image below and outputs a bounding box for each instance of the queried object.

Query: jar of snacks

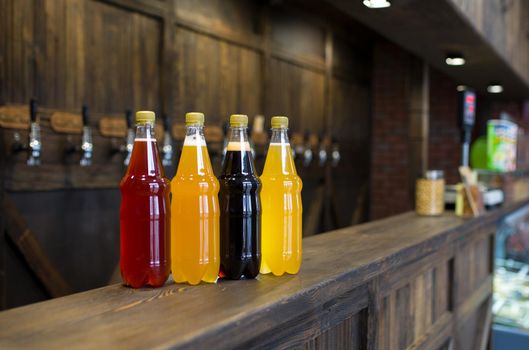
[416,170,445,216]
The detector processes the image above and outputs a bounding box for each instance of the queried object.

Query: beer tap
[65,105,92,166]
[160,113,173,167]
[79,105,93,166]
[318,134,328,167]
[291,132,305,161]
[222,121,230,158]
[303,131,314,167]
[109,109,131,159]
[124,110,134,166]
[330,137,341,168]
[12,99,41,166]
[27,99,41,166]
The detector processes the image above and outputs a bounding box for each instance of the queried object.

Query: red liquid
[120,139,171,288]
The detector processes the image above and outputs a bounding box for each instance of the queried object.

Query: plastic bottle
[218,114,262,279]
[171,112,220,285]
[120,111,171,288]
[260,116,303,276]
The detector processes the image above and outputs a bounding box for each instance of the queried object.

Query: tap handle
[162,113,171,131]
[29,99,38,122]
[125,109,133,129]
[82,105,89,126]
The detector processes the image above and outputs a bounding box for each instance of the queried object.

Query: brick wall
[428,70,460,184]
[370,41,469,219]
[370,41,413,220]
[370,41,525,220]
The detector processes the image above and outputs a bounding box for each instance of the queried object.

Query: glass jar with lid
[416,170,445,216]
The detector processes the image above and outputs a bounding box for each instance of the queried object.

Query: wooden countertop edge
[0,199,527,349]
[189,201,526,348]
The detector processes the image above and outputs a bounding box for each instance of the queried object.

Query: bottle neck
[222,126,255,176]
[263,127,296,175]
[128,122,164,177]
[135,123,155,140]
[228,127,248,142]
[226,127,251,151]
[270,128,289,144]
[177,124,213,176]
[184,124,205,146]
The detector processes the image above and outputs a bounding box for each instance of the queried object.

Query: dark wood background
[0,0,373,308]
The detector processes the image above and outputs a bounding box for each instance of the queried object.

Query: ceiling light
[445,54,466,66]
[487,83,503,94]
[363,0,391,9]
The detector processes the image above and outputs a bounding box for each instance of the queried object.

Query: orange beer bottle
[171,112,220,285]
[260,116,303,276]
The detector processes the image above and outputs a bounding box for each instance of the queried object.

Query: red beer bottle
[120,111,171,288]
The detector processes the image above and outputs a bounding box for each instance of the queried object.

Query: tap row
[9,100,341,169]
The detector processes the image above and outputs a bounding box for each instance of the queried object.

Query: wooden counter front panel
[247,285,369,349]
[245,225,493,349]
[263,225,493,350]
[377,254,452,350]
[0,205,518,350]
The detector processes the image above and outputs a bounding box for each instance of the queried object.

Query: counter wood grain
[1,201,527,350]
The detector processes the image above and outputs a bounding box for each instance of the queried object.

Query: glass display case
[493,204,529,348]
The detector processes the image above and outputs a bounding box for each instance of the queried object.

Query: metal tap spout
[79,105,93,167]
[27,99,41,166]
[160,113,173,167]
[123,110,134,166]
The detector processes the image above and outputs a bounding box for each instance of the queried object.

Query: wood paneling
[33,0,161,112]
[299,310,368,350]
[0,0,374,307]
[0,0,160,112]
[0,0,370,185]
[0,0,35,105]
[450,0,529,87]
[378,259,452,349]
[269,59,325,131]
[331,78,370,226]
[271,7,325,68]
[175,0,260,41]
[173,28,262,123]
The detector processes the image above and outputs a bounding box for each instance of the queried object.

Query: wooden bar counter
[2,201,528,350]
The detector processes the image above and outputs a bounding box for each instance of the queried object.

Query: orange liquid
[171,143,220,285]
[260,143,302,276]
[120,139,170,288]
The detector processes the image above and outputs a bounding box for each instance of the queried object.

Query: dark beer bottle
[218,114,262,279]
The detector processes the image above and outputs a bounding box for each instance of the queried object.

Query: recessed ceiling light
[446,54,466,66]
[457,85,467,91]
[487,83,503,94]
[363,0,391,9]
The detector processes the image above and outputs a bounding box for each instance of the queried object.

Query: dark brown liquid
[218,149,261,279]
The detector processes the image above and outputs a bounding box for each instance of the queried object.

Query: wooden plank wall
[0,0,372,308]
[0,0,372,221]
[449,0,529,87]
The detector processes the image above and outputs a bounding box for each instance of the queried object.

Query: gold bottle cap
[230,114,248,127]
[271,116,289,128]
[185,112,205,126]
[136,111,155,124]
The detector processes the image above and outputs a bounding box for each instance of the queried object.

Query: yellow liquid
[171,144,220,285]
[260,143,303,276]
